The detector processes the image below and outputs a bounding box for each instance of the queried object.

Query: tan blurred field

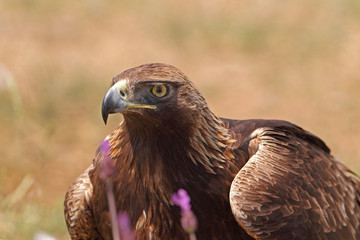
[1,0,360,239]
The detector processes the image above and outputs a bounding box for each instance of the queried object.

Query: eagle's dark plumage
[64,63,360,239]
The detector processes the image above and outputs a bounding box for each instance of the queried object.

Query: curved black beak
[101,83,128,124]
[101,80,156,124]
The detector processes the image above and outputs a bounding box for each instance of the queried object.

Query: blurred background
[1,0,360,239]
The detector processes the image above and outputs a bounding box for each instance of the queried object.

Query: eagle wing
[229,124,360,239]
[64,164,102,239]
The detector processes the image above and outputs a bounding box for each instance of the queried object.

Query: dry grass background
[1,0,360,239]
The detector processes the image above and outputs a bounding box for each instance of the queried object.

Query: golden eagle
[64,63,360,239]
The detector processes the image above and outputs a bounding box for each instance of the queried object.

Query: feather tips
[229,126,360,239]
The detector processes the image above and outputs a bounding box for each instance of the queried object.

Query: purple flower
[118,211,137,240]
[172,189,198,234]
[101,139,111,154]
[171,189,191,212]
[100,139,115,179]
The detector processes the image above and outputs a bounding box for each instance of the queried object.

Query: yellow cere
[127,103,157,110]
[152,84,167,97]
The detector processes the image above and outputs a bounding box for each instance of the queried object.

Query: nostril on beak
[119,90,126,98]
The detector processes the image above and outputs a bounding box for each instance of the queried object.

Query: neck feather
[108,107,234,177]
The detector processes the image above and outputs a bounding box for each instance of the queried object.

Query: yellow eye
[152,84,167,98]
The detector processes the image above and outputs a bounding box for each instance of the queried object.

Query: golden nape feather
[64,63,360,239]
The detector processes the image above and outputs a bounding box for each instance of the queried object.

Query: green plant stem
[189,232,197,240]
[106,180,120,240]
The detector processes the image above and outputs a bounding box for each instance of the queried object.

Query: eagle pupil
[156,87,163,94]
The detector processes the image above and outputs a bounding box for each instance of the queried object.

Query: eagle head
[101,63,207,131]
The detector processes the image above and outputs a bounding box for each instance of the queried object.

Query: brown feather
[229,124,360,239]
[64,165,101,239]
[65,63,360,240]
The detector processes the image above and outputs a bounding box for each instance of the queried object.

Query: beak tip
[101,93,110,125]
[102,111,108,125]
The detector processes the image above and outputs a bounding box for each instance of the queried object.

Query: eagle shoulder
[228,123,360,239]
[64,164,101,239]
